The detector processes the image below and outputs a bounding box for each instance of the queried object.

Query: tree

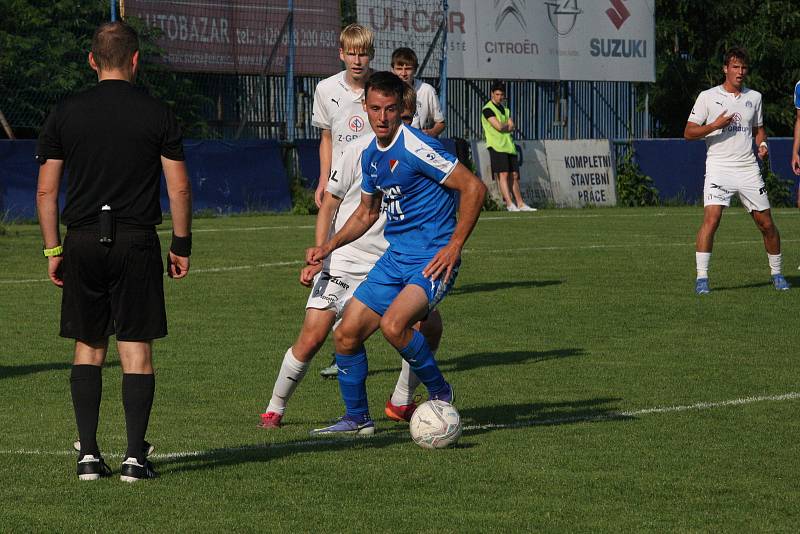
[652,0,800,137]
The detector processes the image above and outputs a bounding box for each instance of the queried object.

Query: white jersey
[411,80,445,131]
[312,71,372,168]
[326,134,388,265]
[688,85,762,174]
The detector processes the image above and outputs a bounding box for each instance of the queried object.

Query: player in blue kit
[306,72,487,435]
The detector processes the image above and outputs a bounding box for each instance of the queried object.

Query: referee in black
[35,21,192,482]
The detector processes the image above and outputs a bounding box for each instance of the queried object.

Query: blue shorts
[354,249,459,316]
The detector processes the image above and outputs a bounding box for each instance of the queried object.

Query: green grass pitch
[1,207,798,532]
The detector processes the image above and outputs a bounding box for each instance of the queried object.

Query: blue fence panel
[0,140,292,220]
[181,140,291,214]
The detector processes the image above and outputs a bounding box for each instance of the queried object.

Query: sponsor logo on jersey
[745,101,753,108]
[331,97,341,107]
[389,159,399,172]
[349,116,365,132]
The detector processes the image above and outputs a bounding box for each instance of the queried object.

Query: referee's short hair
[91,21,139,71]
[365,71,405,103]
[490,80,506,93]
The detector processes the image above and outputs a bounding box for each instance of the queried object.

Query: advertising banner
[543,139,617,207]
[358,0,655,82]
[473,139,616,208]
[125,0,341,75]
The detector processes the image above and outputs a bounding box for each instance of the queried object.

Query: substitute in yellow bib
[481,81,535,212]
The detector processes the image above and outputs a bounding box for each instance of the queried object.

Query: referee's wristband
[170,233,192,257]
[43,245,63,257]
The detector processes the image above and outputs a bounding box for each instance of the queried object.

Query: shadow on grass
[368,348,585,377]
[156,394,629,476]
[0,360,120,380]
[712,281,773,291]
[450,279,561,296]
[460,397,633,438]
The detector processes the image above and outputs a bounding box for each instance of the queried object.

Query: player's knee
[379,316,406,346]
[333,326,359,353]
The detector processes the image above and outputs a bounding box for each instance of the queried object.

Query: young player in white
[684,47,789,294]
[791,79,800,197]
[309,24,376,377]
[258,88,442,428]
[390,47,445,137]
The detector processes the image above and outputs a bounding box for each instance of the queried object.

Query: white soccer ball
[409,400,462,449]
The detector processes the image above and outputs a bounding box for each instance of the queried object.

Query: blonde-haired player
[258,82,441,428]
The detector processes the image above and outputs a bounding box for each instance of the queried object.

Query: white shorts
[305,260,372,328]
[703,169,770,212]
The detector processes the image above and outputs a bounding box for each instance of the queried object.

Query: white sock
[768,253,783,276]
[696,252,711,279]
[266,348,309,415]
[390,356,426,406]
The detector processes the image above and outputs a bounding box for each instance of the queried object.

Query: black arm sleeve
[161,106,185,161]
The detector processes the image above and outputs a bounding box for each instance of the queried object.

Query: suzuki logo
[495,0,527,31]
[545,0,582,36]
[606,0,630,30]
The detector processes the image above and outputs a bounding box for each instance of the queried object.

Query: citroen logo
[495,0,527,31]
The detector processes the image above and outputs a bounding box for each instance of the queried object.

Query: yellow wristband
[43,245,63,257]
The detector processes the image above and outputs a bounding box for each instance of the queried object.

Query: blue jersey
[795,81,800,109]
[361,125,458,257]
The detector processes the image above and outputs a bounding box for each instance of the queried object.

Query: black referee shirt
[36,79,185,228]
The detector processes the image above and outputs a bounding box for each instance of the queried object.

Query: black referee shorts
[488,147,519,174]
[60,228,167,342]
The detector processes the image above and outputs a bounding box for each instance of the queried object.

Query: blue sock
[399,330,447,396]
[335,348,369,418]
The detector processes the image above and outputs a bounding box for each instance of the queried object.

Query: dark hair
[490,80,505,93]
[364,71,405,102]
[723,47,748,66]
[91,21,139,70]
[391,47,419,69]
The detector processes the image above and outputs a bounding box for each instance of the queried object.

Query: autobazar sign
[125,0,340,75]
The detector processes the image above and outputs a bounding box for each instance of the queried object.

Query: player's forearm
[326,208,377,252]
[755,127,767,146]
[427,121,446,137]
[164,160,193,237]
[315,196,337,246]
[684,123,718,140]
[36,162,63,247]
[36,189,61,248]
[449,179,487,249]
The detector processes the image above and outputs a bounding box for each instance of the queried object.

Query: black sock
[122,373,155,463]
[70,365,102,459]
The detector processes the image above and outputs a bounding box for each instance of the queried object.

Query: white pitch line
[5,236,800,285]
[1,391,797,460]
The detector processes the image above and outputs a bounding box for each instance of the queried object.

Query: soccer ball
[409,400,462,449]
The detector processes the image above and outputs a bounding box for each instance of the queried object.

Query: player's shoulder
[315,71,346,94]
[741,87,761,100]
[343,133,375,158]
[414,80,434,93]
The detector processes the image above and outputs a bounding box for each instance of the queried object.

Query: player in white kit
[258,85,441,428]
[390,47,445,137]
[684,47,789,294]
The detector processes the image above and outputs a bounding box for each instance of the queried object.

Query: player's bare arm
[684,114,733,140]
[163,156,192,279]
[792,109,800,176]
[422,163,487,283]
[315,129,333,207]
[754,126,768,160]
[306,191,382,265]
[424,121,446,137]
[36,159,65,287]
[300,191,344,286]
